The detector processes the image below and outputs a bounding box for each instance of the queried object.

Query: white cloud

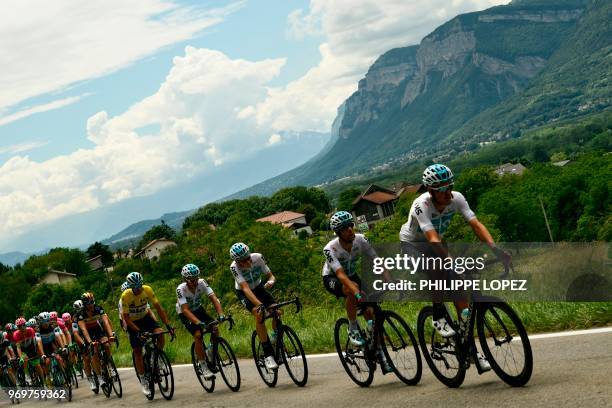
[0,95,87,127]
[261,0,510,132]
[268,134,282,145]
[0,47,288,237]
[0,141,48,155]
[0,0,244,112]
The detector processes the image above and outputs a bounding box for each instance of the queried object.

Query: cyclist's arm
[424,230,450,258]
[78,321,92,344]
[468,218,495,246]
[14,342,22,359]
[101,314,113,337]
[35,337,44,356]
[152,302,171,326]
[239,282,263,308]
[63,327,72,344]
[208,293,224,316]
[335,267,360,296]
[123,313,140,333]
[180,304,202,325]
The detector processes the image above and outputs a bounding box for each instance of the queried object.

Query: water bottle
[460,308,470,334]
[366,319,374,339]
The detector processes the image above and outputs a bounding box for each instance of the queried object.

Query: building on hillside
[86,255,104,271]
[495,163,527,176]
[256,211,313,237]
[392,182,427,197]
[136,238,177,260]
[552,159,571,167]
[41,269,77,285]
[351,184,399,224]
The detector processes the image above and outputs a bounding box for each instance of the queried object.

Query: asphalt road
[3,328,611,408]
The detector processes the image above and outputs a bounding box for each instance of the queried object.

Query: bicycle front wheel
[215,337,241,392]
[155,350,174,400]
[334,318,374,387]
[477,302,533,387]
[251,330,278,387]
[417,306,465,388]
[280,325,308,387]
[108,356,122,398]
[380,310,422,385]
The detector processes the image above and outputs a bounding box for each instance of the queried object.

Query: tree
[86,242,114,267]
[337,188,362,211]
[138,221,176,250]
[455,166,499,210]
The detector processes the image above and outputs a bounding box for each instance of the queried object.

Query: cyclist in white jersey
[176,263,226,380]
[400,164,512,371]
[229,243,278,371]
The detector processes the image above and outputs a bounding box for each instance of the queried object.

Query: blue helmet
[230,243,250,261]
[423,164,454,187]
[120,281,129,292]
[330,211,353,232]
[126,272,144,289]
[181,264,200,279]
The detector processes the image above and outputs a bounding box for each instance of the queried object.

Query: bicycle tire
[251,330,278,387]
[417,306,466,388]
[334,317,374,387]
[107,356,122,398]
[155,349,174,400]
[476,302,533,387]
[215,337,241,392]
[191,341,215,392]
[280,325,308,387]
[380,310,422,385]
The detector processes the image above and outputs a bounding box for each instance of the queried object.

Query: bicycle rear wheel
[251,330,278,387]
[334,318,374,387]
[215,337,241,392]
[191,342,215,392]
[477,302,533,387]
[380,310,422,385]
[280,325,308,387]
[417,306,465,388]
[155,350,174,400]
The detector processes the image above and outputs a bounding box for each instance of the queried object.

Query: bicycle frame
[258,298,302,353]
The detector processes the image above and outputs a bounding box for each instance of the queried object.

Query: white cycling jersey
[399,191,476,242]
[175,279,214,314]
[322,233,378,277]
[230,253,270,290]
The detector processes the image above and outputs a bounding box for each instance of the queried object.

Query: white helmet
[73,300,83,311]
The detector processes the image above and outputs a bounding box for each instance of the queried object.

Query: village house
[256,211,313,236]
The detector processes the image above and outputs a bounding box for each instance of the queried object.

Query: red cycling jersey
[12,327,37,349]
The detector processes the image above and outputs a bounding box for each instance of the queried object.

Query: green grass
[108,301,612,367]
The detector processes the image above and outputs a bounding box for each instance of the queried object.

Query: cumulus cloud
[0,47,286,237]
[0,0,244,112]
[259,0,510,132]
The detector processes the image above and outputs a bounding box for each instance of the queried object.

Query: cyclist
[75,292,115,390]
[176,263,226,380]
[229,242,278,371]
[12,317,45,385]
[1,329,17,386]
[118,282,129,332]
[71,300,95,389]
[50,311,72,350]
[399,164,511,371]
[36,311,67,379]
[121,271,175,397]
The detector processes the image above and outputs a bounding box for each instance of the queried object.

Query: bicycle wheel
[215,337,241,392]
[334,318,374,387]
[380,310,422,385]
[17,365,26,387]
[107,357,122,398]
[131,352,141,382]
[417,306,465,388]
[477,302,533,387]
[71,365,79,389]
[251,330,278,387]
[191,342,215,392]
[155,350,174,400]
[53,366,72,402]
[280,325,308,387]
[101,364,112,398]
[91,370,100,394]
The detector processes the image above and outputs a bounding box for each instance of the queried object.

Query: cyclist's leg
[254,286,277,332]
[127,326,145,376]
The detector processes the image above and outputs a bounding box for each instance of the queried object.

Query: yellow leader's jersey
[120,285,159,321]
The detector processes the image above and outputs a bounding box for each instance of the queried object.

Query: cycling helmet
[61,313,71,321]
[120,281,129,292]
[126,272,144,289]
[230,243,250,261]
[73,300,83,311]
[422,164,454,187]
[26,319,37,328]
[4,323,12,331]
[329,211,354,232]
[81,292,95,304]
[15,317,26,327]
[38,312,51,324]
[181,264,200,279]
[49,311,58,320]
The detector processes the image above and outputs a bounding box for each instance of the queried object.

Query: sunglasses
[338,222,355,232]
[430,183,454,192]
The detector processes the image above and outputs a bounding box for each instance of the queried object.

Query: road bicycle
[191,315,241,392]
[416,259,533,388]
[60,345,79,389]
[90,336,122,398]
[134,330,175,400]
[251,298,308,387]
[334,299,422,387]
[44,352,72,401]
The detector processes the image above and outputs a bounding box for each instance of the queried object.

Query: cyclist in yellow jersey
[121,272,174,397]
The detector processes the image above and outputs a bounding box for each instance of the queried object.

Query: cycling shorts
[179,307,213,335]
[323,274,362,298]
[235,282,276,311]
[127,314,160,348]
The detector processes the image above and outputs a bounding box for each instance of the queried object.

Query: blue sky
[0,0,508,252]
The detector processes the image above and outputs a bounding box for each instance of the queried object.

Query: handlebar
[138,330,176,343]
[258,297,302,323]
[206,315,234,331]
